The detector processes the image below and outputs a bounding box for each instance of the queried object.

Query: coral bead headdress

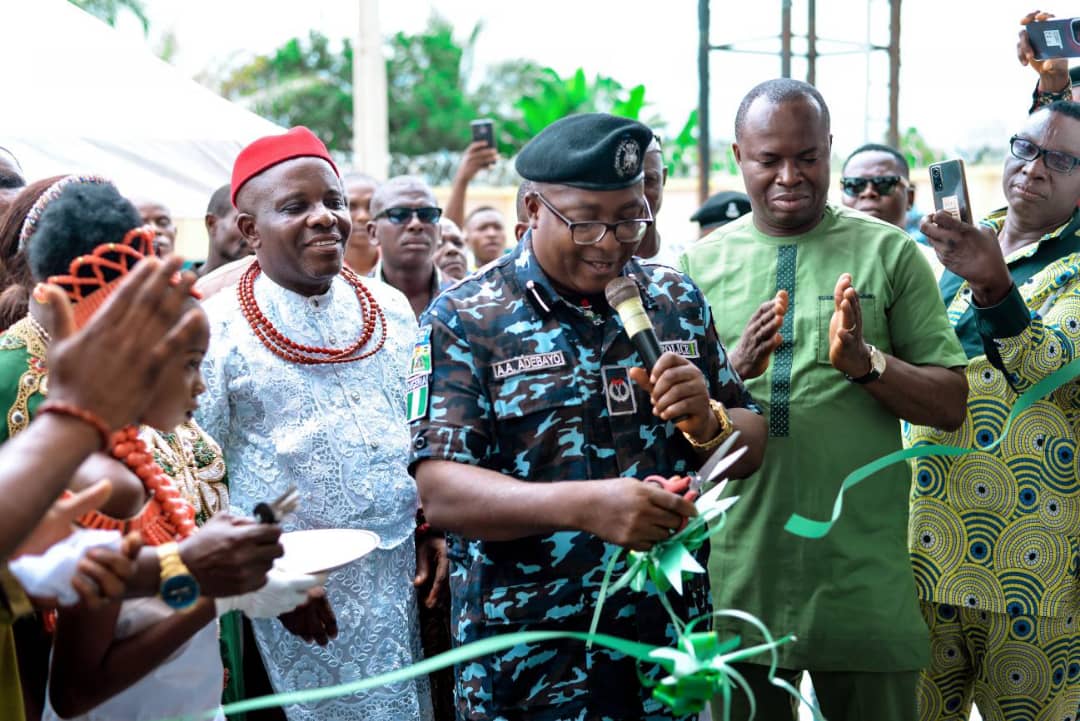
[45,226,161,330]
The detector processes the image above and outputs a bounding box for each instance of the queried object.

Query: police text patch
[491,351,567,380]
[661,340,700,358]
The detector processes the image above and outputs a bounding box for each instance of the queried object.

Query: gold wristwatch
[157,542,199,611]
[682,399,734,452]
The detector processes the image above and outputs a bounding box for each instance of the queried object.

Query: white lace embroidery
[198,274,431,721]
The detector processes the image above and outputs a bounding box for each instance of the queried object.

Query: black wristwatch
[845,344,886,384]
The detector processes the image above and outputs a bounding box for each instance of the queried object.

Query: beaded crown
[45,227,157,329]
[17,175,111,252]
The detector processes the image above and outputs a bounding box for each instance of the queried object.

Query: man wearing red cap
[197,127,439,721]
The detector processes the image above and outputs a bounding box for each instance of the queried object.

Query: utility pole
[888,0,901,147]
[352,0,389,177]
[697,0,711,205]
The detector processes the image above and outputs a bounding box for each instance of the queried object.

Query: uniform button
[413,436,427,449]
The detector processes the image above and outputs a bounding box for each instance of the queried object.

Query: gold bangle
[682,399,733,452]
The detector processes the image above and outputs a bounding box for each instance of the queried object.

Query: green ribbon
[785,356,1080,539]
[588,486,741,641]
[163,610,813,721]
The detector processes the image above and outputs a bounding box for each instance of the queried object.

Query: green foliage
[220,32,354,153]
[69,0,149,34]
[503,68,651,152]
[386,15,478,156]
[663,110,699,177]
[899,126,944,168]
[215,14,662,167]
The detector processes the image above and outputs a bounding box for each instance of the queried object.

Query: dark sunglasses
[375,206,442,225]
[840,175,904,197]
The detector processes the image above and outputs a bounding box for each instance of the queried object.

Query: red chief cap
[230,126,339,208]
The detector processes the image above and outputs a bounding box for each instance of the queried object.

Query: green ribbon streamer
[785,356,1080,539]
[162,614,811,721]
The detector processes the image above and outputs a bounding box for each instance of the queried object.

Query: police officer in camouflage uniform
[409,114,767,721]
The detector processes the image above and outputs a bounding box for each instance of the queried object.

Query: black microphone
[605,277,663,370]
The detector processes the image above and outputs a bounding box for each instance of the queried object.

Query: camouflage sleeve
[699,286,760,414]
[409,305,493,470]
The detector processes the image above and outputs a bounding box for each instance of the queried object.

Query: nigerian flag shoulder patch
[406,374,429,422]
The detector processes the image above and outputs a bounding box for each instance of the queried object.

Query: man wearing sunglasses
[909,101,1080,721]
[410,113,766,721]
[839,144,914,230]
[368,176,455,319]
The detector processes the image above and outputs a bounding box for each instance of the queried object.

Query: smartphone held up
[1026,17,1080,60]
[929,159,973,225]
[470,119,495,149]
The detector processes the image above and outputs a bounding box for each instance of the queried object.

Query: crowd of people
[0,11,1079,721]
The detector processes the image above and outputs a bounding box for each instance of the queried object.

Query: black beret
[515,113,652,190]
[690,191,752,228]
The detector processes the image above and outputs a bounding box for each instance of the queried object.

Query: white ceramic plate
[276,529,381,575]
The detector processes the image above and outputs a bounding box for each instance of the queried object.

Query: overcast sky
[134,0,1075,160]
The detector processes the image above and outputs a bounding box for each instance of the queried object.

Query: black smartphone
[470,119,494,148]
[1027,18,1080,60]
[929,159,973,225]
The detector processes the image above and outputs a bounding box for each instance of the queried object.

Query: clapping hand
[731,290,788,380]
[828,274,871,378]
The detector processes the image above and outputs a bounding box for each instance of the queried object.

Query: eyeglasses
[1009,135,1080,175]
[840,175,905,197]
[375,206,442,225]
[532,192,653,246]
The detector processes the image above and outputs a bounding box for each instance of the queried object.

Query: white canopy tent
[0,0,283,219]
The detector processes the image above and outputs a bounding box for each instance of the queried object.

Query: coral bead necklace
[237,260,387,365]
[75,426,197,545]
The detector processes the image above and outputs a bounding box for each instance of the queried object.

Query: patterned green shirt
[905,208,1080,619]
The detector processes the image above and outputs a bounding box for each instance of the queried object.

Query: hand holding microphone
[606,278,720,444]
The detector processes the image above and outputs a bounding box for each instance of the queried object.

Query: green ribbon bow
[589,483,740,640]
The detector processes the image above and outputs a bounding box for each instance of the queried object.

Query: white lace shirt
[198,272,431,721]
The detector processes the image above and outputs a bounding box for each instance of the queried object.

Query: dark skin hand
[30,532,143,612]
[0,260,202,559]
[177,514,284,596]
[1018,11,1072,93]
[279,587,338,646]
[828,272,968,430]
[731,290,789,380]
[414,534,449,610]
[628,352,720,443]
[69,532,143,610]
[920,210,1013,307]
[445,141,500,227]
[629,351,767,476]
[120,514,282,600]
[416,459,697,552]
[13,479,114,558]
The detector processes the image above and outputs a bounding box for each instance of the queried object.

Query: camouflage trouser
[918,601,1080,721]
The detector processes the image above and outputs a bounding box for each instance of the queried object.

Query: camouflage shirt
[409,237,758,721]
